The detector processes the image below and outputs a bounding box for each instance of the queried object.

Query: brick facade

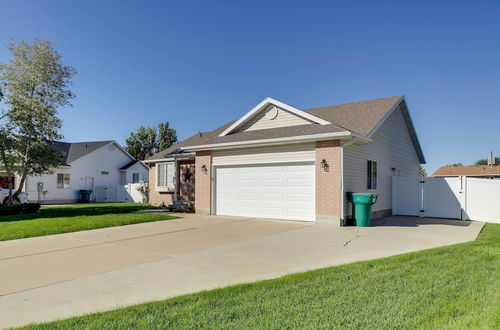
[195,151,212,215]
[315,140,341,225]
[148,164,174,206]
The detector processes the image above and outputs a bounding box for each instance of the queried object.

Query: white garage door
[215,163,315,221]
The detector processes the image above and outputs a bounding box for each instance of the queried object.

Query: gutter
[340,138,358,224]
[143,153,196,164]
[183,131,371,152]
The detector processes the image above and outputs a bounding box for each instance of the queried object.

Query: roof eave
[183,131,371,152]
[143,152,196,163]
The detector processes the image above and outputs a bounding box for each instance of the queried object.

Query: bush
[0,203,41,216]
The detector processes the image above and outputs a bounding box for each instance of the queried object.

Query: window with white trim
[57,173,70,189]
[367,160,377,189]
[157,162,175,190]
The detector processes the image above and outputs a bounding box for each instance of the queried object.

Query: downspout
[340,138,357,225]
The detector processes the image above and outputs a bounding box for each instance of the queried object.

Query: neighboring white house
[19,141,148,204]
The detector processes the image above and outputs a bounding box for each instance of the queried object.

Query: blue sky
[1,0,499,174]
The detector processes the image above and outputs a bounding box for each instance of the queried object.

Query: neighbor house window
[57,173,70,188]
[132,173,139,183]
[367,160,377,189]
[157,162,174,190]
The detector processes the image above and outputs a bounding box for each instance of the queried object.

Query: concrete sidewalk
[0,215,484,328]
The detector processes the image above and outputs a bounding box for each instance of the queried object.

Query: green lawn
[22,223,499,329]
[0,203,178,241]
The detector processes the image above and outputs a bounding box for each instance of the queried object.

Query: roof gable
[54,141,136,164]
[145,95,425,164]
[219,97,331,137]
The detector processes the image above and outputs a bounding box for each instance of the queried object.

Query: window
[157,162,174,190]
[367,160,377,189]
[57,173,70,188]
[132,173,140,183]
[101,171,110,175]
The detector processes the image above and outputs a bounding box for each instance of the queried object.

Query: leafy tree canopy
[475,157,500,166]
[419,165,427,177]
[125,122,177,160]
[446,163,464,167]
[0,39,75,200]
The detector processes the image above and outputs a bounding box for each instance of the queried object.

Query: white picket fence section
[393,176,500,223]
[94,183,145,203]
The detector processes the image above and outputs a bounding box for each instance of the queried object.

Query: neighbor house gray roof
[119,160,144,170]
[54,141,113,164]
[147,96,425,163]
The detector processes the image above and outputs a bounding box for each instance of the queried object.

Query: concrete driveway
[0,214,483,328]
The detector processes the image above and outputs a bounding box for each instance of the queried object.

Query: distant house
[432,165,500,179]
[0,140,148,204]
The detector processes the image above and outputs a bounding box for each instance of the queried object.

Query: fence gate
[393,176,500,223]
[95,184,145,203]
[392,176,463,220]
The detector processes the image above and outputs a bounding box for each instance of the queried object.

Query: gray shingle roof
[54,141,113,164]
[120,160,140,170]
[146,96,424,162]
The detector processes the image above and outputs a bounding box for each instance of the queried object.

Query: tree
[125,122,177,160]
[157,122,177,152]
[125,126,157,161]
[419,165,427,177]
[0,39,75,200]
[446,163,463,167]
[475,158,500,166]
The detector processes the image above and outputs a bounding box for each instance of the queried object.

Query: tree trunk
[13,169,27,200]
[7,175,14,206]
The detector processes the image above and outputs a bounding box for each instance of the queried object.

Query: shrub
[0,203,41,216]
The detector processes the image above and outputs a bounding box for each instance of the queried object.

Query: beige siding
[212,143,315,166]
[343,106,420,215]
[235,107,313,133]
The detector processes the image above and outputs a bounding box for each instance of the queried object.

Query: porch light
[201,164,208,174]
[320,159,329,172]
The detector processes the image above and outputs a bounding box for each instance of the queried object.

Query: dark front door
[178,161,195,201]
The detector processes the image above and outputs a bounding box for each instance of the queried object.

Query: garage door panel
[262,179,286,188]
[262,172,286,179]
[215,163,315,221]
[286,164,312,172]
[261,166,287,173]
[217,193,238,201]
[238,167,261,174]
[288,179,313,188]
[287,171,314,179]
[287,193,313,202]
[262,193,286,201]
[240,179,259,187]
[262,208,287,217]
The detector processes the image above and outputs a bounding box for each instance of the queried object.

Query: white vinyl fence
[392,176,500,223]
[94,183,145,203]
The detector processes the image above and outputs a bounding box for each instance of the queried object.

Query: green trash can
[79,190,92,203]
[352,193,378,227]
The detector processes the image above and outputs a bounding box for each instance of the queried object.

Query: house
[0,140,149,204]
[432,165,500,179]
[144,95,425,225]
